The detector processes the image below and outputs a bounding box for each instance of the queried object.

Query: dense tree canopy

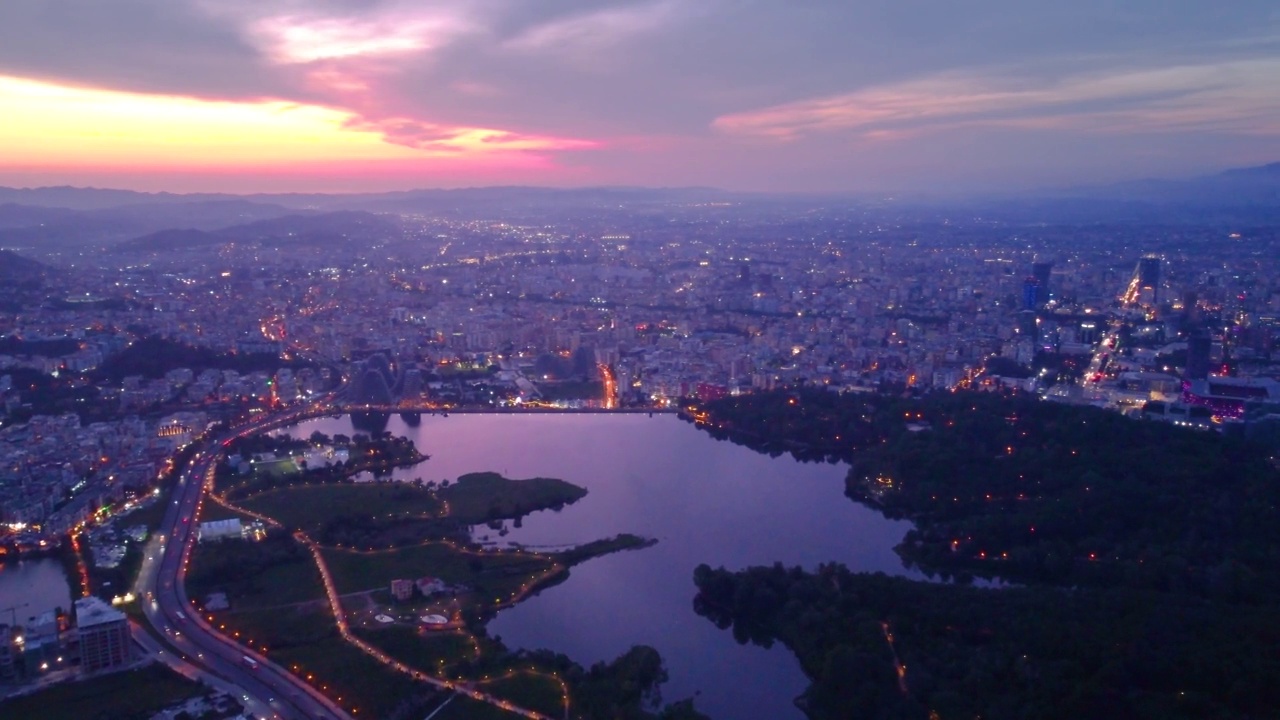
[688,389,1280,719]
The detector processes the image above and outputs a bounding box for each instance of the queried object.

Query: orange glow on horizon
[0,75,598,175]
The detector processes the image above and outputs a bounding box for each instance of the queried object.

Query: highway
[136,401,355,720]
[134,383,573,720]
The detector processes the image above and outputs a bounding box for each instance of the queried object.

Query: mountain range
[0,164,1276,253]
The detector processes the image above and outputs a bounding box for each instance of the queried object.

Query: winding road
[136,400,355,720]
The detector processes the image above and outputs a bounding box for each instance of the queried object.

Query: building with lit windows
[75,596,131,674]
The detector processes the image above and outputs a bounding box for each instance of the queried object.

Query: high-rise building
[1137,255,1162,304]
[1186,332,1212,381]
[1032,262,1053,302]
[1022,277,1039,310]
[1017,310,1039,339]
[75,597,131,674]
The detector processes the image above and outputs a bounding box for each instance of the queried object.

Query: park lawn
[186,535,323,610]
[440,471,586,523]
[215,458,298,494]
[190,553,324,610]
[322,543,555,600]
[256,458,300,478]
[355,626,478,675]
[0,663,206,720]
[217,604,336,652]
[249,559,326,607]
[241,482,442,531]
[269,637,425,719]
[480,672,569,719]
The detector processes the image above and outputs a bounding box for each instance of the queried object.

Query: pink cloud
[714,59,1280,141]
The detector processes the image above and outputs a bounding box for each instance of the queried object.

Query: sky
[1,0,1279,194]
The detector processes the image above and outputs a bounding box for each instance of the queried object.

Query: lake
[0,557,73,626]
[280,412,920,720]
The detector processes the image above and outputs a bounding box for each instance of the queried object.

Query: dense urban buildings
[0,189,1279,540]
[0,179,1279,718]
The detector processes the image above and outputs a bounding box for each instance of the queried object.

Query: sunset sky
[2,1,1279,194]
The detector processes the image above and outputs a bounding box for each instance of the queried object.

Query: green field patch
[187,531,324,611]
[479,671,568,719]
[269,637,424,720]
[0,663,207,720]
[440,471,586,523]
[322,543,554,601]
[241,482,443,531]
[218,603,335,653]
[355,625,478,675]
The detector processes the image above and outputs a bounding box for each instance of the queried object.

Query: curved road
[136,388,598,720]
[137,401,354,720]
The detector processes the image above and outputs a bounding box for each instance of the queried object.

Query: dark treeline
[219,431,424,501]
[0,335,80,357]
[694,563,1280,720]
[186,528,313,600]
[95,335,310,381]
[688,389,1280,719]
[693,389,1280,599]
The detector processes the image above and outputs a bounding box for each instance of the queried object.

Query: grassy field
[0,664,207,720]
[269,637,427,719]
[255,458,300,477]
[480,672,568,719]
[187,533,324,611]
[441,471,587,523]
[236,559,326,610]
[241,482,443,530]
[216,603,335,652]
[355,626,478,674]
[321,543,554,600]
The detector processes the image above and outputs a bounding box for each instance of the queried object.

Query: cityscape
[3,2,1280,719]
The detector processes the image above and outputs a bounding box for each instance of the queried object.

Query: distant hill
[0,203,81,229]
[113,228,223,252]
[0,184,739,214]
[939,161,1280,225]
[218,210,398,242]
[111,211,399,252]
[1068,162,1280,206]
[3,166,1279,229]
[0,199,310,250]
[0,249,51,279]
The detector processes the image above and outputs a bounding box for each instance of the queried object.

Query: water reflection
[280,413,921,719]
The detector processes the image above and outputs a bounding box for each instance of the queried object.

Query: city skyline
[3,1,1280,193]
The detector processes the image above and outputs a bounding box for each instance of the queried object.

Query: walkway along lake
[280,412,922,720]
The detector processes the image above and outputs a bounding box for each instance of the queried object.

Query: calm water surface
[0,557,73,625]
[282,413,920,720]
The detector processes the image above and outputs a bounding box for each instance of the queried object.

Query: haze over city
[3,0,1280,193]
[5,3,1280,720]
